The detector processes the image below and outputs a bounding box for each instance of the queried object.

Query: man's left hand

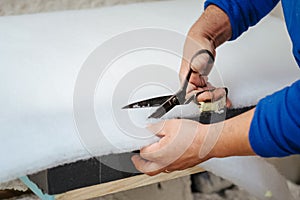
[131,119,212,176]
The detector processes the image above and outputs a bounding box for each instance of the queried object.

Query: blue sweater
[205,0,300,157]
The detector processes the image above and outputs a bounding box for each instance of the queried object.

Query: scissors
[122,49,255,122]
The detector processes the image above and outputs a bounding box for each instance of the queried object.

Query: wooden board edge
[56,166,205,200]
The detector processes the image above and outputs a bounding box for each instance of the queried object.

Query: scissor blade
[122,95,173,109]
[148,106,168,118]
[148,95,180,118]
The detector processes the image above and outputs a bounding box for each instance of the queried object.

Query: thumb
[190,49,214,76]
[147,121,166,138]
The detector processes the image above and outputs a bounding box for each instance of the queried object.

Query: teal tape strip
[20,176,55,200]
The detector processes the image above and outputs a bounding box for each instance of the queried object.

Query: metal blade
[148,105,168,118]
[148,95,180,118]
[122,95,172,109]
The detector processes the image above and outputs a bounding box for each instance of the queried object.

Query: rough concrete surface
[193,181,300,200]
[0,180,27,192]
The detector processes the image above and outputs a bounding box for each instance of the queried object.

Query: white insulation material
[0,0,299,199]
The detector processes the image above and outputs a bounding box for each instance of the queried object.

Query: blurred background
[0,0,160,16]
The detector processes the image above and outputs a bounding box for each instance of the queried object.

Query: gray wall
[0,0,162,16]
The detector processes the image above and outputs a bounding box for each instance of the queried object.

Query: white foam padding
[0,0,299,199]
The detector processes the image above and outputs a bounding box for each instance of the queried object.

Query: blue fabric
[204,0,279,40]
[249,81,300,157]
[204,0,300,67]
[204,0,300,157]
[281,1,300,67]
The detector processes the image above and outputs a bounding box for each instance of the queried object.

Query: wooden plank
[56,166,205,200]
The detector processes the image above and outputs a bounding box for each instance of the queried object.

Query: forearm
[204,0,279,40]
[208,108,256,159]
[193,5,232,48]
[180,5,232,81]
[186,5,232,54]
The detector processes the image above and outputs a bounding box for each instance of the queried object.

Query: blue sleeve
[249,80,300,157]
[204,0,280,40]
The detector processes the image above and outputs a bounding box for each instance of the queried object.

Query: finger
[186,83,211,96]
[196,91,213,102]
[186,82,215,99]
[131,155,164,175]
[211,88,227,100]
[144,120,175,161]
[189,73,207,87]
[226,98,232,108]
[186,88,204,101]
[204,82,215,90]
[147,121,166,137]
[186,82,198,94]
[196,88,226,102]
[139,137,168,161]
[190,52,214,76]
[140,142,161,156]
[131,155,148,173]
[179,42,201,80]
[180,62,208,88]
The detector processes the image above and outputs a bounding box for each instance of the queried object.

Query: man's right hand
[180,37,216,102]
[179,5,232,104]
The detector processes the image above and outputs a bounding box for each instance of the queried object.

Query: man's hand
[132,119,209,176]
[132,109,256,176]
[131,4,255,176]
[180,5,232,103]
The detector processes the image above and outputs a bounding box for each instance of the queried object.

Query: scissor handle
[182,49,215,93]
[147,49,215,118]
